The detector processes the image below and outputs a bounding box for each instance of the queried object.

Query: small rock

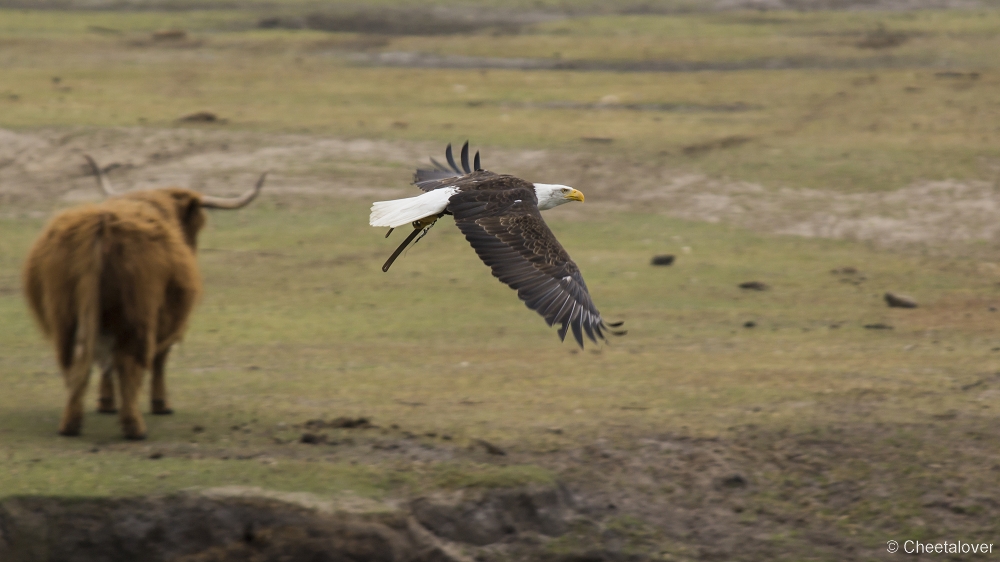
[650,255,675,266]
[719,474,747,488]
[149,452,163,460]
[330,416,372,429]
[884,292,917,308]
[743,321,756,328]
[178,111,223,123]
[475,439,507,456]
[738,281,769,291]
[152,29,187,41]
[299,433,325,445]
[864,323,894,330]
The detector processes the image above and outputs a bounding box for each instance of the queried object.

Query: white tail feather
[370,187,458,228]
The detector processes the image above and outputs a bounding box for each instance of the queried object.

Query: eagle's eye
[561,188,569,193]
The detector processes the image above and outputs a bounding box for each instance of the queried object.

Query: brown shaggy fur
[24,189,211,440]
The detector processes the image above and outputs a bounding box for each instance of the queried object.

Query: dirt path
[2,127,998,254]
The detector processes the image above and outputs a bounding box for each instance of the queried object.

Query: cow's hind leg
[58,360,92,436]
[151,346,173,415]
[58,322,95,437]
[97,361,117,414]
[115,355,148,440]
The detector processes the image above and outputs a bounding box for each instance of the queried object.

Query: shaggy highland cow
[23,157,266,440]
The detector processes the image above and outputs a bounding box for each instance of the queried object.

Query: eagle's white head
[533,183,585,211]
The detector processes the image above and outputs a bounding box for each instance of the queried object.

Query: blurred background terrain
[1,1,999,560]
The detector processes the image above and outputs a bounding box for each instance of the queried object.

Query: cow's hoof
[58,428,81,437]
[98,399,117,414]
[151,400,173,415]
[121,418,147,440]
[98,407,118,414]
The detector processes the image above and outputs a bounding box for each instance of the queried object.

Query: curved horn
[199,172,268,210]
[83,154,117,196]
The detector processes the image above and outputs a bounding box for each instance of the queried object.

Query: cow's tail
[62,215,107,390]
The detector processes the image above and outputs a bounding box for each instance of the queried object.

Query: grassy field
[2,5,1000,560]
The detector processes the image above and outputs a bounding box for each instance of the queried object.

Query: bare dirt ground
[3,126,998,255]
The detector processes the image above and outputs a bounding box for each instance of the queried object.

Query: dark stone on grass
[719,474,747,488]
[738,281,769,291]
[152,29,187,41]
[884,292,917,308]
[743,321,756,328]
[863,323,894,330]
[474,439,507,456]
[650,254,675,266]
[178,111,225,124]
[149,452,163,460]
[299,433,325,444]
[330,416,372,429]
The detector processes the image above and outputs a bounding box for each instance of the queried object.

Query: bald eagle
[370,142,624,347]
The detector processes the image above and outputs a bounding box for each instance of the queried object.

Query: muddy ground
[3,417,1000,561]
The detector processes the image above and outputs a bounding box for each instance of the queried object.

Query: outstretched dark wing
[414,141,490,191]
[447,186,623,347]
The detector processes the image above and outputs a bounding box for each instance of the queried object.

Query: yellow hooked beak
[565,189,585,203]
